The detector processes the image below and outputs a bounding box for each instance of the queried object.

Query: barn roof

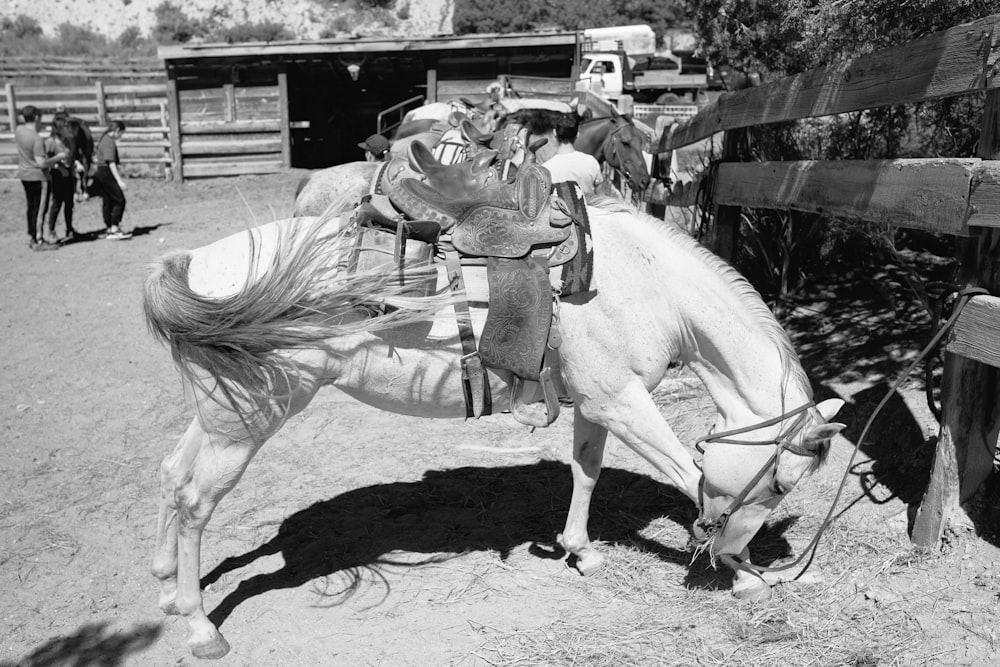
[158,30,580,63]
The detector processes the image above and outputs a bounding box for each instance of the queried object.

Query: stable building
[158,31,580,180]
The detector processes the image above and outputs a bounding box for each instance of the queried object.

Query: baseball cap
[358,134,390,156]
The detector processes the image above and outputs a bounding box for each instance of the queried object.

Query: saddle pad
[478,256,551,380]
[555,181,594,296]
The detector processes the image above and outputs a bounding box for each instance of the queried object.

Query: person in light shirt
[539,112,603,195]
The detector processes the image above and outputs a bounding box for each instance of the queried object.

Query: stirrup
[510,368,560,427]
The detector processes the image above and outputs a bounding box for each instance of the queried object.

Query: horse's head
[603,111,651,193]
[691,398,846,569]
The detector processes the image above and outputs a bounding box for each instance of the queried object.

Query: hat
[358,134,390,156]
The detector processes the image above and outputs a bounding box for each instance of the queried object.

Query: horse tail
[143,219,453,430]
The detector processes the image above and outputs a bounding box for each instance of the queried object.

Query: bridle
[694,400,818,542]
[691,285,989,581]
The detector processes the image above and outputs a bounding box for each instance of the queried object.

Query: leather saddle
[361,138,588,427]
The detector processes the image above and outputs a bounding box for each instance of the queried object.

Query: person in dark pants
[15,105,67,250]
[92,120,131,240]
[44,113,77,243]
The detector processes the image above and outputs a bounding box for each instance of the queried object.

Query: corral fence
[655,14,1000,548]
[1,81,172,178]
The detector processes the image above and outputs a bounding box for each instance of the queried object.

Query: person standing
[15,105,67,250]
[43,113,77,243]
[539,112,604,195]
[92,120,131,240]
[357,134,390,162]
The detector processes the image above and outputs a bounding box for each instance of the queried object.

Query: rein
[696,286,989,581]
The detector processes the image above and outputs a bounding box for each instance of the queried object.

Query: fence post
[703,74,758,261]
[165,68,183,182]
[160,101,172,180]
[5,83,17,131]
[277,63,291,168]
[94,81,108,126]
[911,89,1000,547]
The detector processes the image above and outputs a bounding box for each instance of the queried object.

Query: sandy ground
[1,171,999,666]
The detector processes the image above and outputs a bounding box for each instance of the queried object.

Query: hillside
[0,0,454,41]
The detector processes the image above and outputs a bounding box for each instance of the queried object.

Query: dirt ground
[1,171,999,667]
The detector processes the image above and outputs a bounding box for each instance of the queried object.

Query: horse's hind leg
[151,418,203,615]
[557,406,608,575]
[153,413,263,658]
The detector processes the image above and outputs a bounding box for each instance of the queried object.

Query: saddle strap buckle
[460,351,489,418]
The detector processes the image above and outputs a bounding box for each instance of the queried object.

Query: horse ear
[815,398,844,422]
[802,422,845,448]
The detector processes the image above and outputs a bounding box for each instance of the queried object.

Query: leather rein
[694,286,989,581]
[694,400,818,543]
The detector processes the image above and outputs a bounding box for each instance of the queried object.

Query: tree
[152,1,209,44]
[452,0,690,39]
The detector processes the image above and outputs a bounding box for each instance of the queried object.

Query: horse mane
[587,197,811,399]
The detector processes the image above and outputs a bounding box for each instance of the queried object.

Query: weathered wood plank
[277,65,291,169]
[180,119,282,134]
[180,138,282,155]
[945,294,1000,366]
[181,160,283,178]
[661,14,1000,151]
[912,90,1000,548]
[712,159,976,234]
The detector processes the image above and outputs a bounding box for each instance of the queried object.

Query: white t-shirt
[542,150,603,194]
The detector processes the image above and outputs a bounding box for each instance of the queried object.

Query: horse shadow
[9,621,161,667]
[202,461,796,628]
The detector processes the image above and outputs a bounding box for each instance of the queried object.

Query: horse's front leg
[557,406,608,575]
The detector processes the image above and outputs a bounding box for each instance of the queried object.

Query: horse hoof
[574,549,605,576]
[732,576,772,602]
[190,633,231,660]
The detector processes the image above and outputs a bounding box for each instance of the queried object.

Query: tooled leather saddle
[352,138,589,427]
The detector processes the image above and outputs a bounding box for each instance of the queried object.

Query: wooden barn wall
[171,64,285,179]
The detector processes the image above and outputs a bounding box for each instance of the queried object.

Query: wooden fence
[0,56,163,82]
[656,14,1000,547]
[1,82,171,178]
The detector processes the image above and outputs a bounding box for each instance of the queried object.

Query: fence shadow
[5,621,161,667]
[200,461,794,629]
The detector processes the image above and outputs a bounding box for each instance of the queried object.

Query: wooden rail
[654,14,1000,547]
[1,81,172,178]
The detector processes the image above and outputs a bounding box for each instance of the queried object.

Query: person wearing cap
[358,134,390,162]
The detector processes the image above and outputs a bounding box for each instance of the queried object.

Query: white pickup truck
[580,50,710,103]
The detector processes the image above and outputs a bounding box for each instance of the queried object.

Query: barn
[159,31,581,180]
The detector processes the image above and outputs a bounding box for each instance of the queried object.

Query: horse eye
[770,479,787,495]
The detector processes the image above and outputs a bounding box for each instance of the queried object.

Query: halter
[693,401,818,541]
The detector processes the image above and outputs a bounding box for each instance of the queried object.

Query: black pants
[93,165,126,228]
[21,180,43,240]
[47,170,76,235]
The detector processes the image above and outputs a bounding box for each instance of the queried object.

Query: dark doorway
[287,56,426,168]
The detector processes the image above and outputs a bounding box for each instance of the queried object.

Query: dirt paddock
[1,172,999,666]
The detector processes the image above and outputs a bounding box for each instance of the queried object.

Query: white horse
[144,198,845,659]
[292,160,379,218]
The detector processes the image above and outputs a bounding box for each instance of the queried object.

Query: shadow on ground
[4,621,161,667]
[201,461,794,629]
